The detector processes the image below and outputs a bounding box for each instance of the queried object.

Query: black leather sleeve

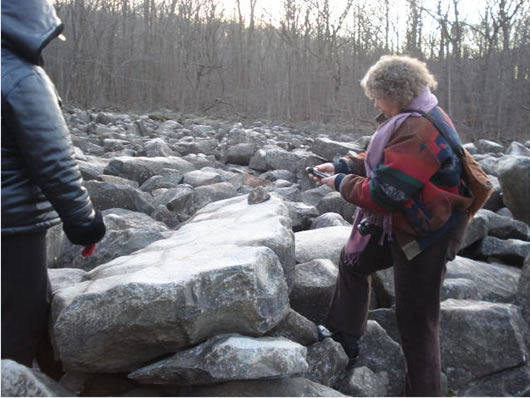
[6,66,95,227]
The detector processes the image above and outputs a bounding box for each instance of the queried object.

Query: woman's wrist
[333,159,350,174]
[334,173,346,191]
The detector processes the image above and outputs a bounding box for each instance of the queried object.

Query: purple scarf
[343,87,438,266]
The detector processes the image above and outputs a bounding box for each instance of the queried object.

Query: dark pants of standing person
[325,218,467,397]
[1,231,63,380]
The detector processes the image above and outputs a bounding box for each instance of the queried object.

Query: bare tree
[44,0,529,142]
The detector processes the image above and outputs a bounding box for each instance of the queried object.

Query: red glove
[81,243,97,257]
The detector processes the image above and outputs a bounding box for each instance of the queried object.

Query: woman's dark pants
[326,220,466,396]
[1,231,62,379]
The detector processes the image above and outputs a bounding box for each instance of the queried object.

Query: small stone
[248,186,271,204]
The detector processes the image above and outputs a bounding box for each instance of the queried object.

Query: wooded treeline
[46,0,529,142]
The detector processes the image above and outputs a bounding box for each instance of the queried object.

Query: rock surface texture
[7,108,525,397]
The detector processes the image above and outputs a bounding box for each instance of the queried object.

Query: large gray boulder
[367,308,400,344]
[506,141,530,156]
[316,191,357,222]
[155,120,184,138]
[249,148,322,190]
[76,155,108,181]
[497,156,530,225]
[150,204,181,228]
[48,268,87,293]
[289,259,338,325]
[269,182,302,202]
[249,145,306,173]
[84,180,155,215]
[48,208,172,271]
[200,166,243,185]
[487,214,530,241]
[225,142,257,165]
[477,139,504,154]
[295,226,351,265]
[223,126,267,147]
[154,182,240,224]
[191,182,239,213]
[461,208,530,251]
[458,363,530,397]
[128,334,308,385]
[1,360,73,397]
[104,156,195,184]
[180,195,295,274]
[154,185,195,221]
[473,209,530,241]
[461,212,489,249]
[441,278,481,301]
[444,256,521,303]
[350,321,406,397]
[51,196,293,373]
[310,137,362,161]
[281,200,320,232]
[182,169,223,187]
[261,169,297,183]
[53,245,288,373]
[182,153,217,169]
[339,366,388,397]
[311,213,351,229]
[440,299,528,389]
[140,168,184,192]
[94,111,132,126]
[143,137,176,157]
[477,236,530,265]
[99,174,139,188]
[102,138,131,152]
[266,309,319,346]
[302,184,335,207]
[305,339,349,387]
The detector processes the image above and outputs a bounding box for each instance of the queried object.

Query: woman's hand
[320,174,338,190]
[306,162,336,188]
[316,162,335,174]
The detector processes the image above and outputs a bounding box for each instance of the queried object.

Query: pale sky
[217,0,485,28]
[213,0,487,53]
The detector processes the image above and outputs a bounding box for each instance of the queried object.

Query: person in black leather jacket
[1,0,106,377]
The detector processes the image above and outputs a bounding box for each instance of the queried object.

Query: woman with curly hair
[309,55,472,396]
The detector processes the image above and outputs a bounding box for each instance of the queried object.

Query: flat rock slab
[52,196,293,373]
[104,156,196,184]
[445,256,520,303]
[129,334,308,385]
[440,299,528,388]
[295,226,351,265]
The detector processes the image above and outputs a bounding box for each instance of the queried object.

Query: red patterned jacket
[334,107,472,259]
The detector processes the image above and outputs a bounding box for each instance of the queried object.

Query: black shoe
[317,325,359,365]
[317,325,333,341]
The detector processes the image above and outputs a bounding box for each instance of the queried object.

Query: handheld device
[307,167,330,179]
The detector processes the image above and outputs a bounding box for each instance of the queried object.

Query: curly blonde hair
[360,55,438,108]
